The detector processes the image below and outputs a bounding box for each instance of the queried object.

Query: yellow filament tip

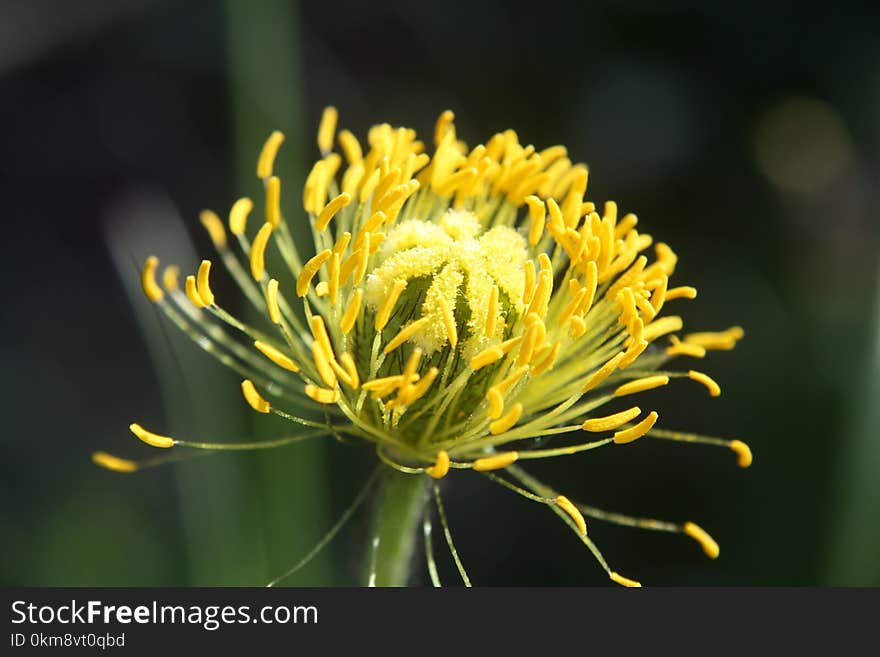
[688,370,721,397]
[729,440,753,468]
[241,379,271,414]
[92,451,138,473]
[556,495,587,535]
[141,256,163,302]
[128,423,174,449]
[472,451,519,472]
[613,411,659,444]
[426,450,450,479]
[683,522,720,559]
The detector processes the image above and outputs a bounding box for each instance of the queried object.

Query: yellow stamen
[618,339,648,369]
[310,315,334,359]
[184,275,206,308]
[472,451,519,471]
[613,411,659,444]
[249,222,273,281]
[340,353,361,388]
[199,209,227,248]
[196,260,215,306]
[650,275,668,315]
[489,403,523,435]
[305,384,340,404]
[688,370,721,397]
[315,192,351,231]
[525,195,546,245]
[375,280,407,331]
[555,495,587,535]
[426,450,450,479]
[317,106,338,154]
[241,379,271,413]
[129,423,174,448]
[254,340,299,372]
[296,249,332,297]
[665,286,697,301]
[581,352,626,393]
[485,285,499,337]
[609,572,642,588]
[643,316,683,343]
[487,387,504,419]
[92,451,138,473]
[441,302,458,347]
[666,335,706,358]
[531,341,560,376]
[265,279,281,324]
[523,260,536,304]
[383,317,430,354]
[140,256,164,303]
[582,406,641,432]
[341,289,363,334]
[729,439,753,468]
[257,130,284,179]
[401,348,422,387]
[338,129,363,165]
[434,109,455,146]
[400,366,438,405]
[470,346,503,371]
[162,265,179,290]
[229,197,253,236]
[683,326,745,351]
[265,176,281,227]
[683,522,720,559]
[615,375,669,397]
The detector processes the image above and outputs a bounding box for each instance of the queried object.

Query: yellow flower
[95,107,752,586]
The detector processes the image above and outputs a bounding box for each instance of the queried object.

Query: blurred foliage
[1,0,877,586]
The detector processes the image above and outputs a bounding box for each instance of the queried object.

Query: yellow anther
[441,302,458,348]
[614,213,638,239]
[683,326,745,351]
[618,339,648,369]
[470,346,504,371]
[665,286,697,301]
[358,167,381,204]
[615,375,669,397]
[526,270,553,319]
[196,260,215,306]
[547,197,564,228]
[257,130,285,179]
[315,282,329,297]
[374,280,407,330]
[341,289,363,334]
[555,495,587,535]
[362,375,406,393]
[309,315,333,358]
[485,285,499,337]
[472,451,519,471]
[354,232,372,284]
[683,522,720,559]
[666,335,706,358]
[729,440,753,468]
[643,316,683,343]
[569,315,587,338]
[141,256,164,302]
[489,403,523,435]
[400,366,438,405]
[328,253,340,303]
[339,352,360,389]
[254,340,299,372]
[92,451,138,473]
[317,106,338,154]
[296,249,332,297]
[525,195,546,245]
[338,129,363,165]
[262,176,280,228]
[305,384,340,404]
[250,222,274,281]
[241,379,271,413]
[613,411,659,444]
[129,422,174,448]
[487,387,504,419]
[229,197,253,236]
[434,109,455,146]
[688,370,721,397]
[401,348,422,386]
[531,341,560,376]
[199,209,227,248]
[650,275,668,315]
[581,351,626,393]
[517,322,540,366]
[383,317,430,354]
[265,278,282,324]
[315,192,351,231]
[426,450,450,479]
[523,260,537,304]
[582,406,641,432]
[538,252,552,271]
[162,265,180,290]
[609,572,642,588]
[185,275,206,308]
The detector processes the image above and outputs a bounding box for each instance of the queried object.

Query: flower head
[95,107,752,586]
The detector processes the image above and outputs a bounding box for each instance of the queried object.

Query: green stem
[365,466,430,586]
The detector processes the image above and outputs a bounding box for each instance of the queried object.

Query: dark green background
[1,0,878,586]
